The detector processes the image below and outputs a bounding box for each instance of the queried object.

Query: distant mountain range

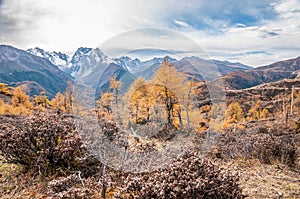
[1,44,299,99]
[27,46,252,82]
[26,46,252,92]
[223,56,300,89]
[0,45,72,98]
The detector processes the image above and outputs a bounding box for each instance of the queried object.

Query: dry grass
[0,156,47,199]
[234,159,300,199]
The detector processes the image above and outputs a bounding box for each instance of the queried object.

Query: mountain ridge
[0,45,72,98]
[223,56,300,90]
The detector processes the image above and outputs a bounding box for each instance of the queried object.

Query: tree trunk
[147,107,150,122]
[135,103,139,124]
[177,111,183,132]
[165,87,172,125]
[186,102,190,131]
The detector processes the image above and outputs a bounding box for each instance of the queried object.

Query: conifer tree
[151,58,186,125]
[12,86,32,108]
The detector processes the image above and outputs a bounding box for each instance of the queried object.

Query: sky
[0,0,299,66]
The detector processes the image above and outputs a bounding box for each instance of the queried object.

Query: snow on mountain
[70,47,111,79]
[27,47,70,71]
[1,45,72,98]
[113,56,141,72]
[26,46,252,85]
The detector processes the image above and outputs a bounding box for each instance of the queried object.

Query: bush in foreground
[216,126,297,166]
[116,151,244,198]
[0,111,83,175]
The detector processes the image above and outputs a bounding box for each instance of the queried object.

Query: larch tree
[12,86,32,108]
[51,92,66,112]
[151,58,186,126]
[180,79,198,131]
[33,91,50,109]
[247,100,262,120]
[224,102,244,129]
[260,108,270,120]
[11,86,32,115]
[0,83,11,95]
[0,99,12,114]
[109,76,122,105]
[97,92,113,114]
[127,77,149,123]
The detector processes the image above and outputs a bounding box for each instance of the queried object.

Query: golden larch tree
[151,58,186,126]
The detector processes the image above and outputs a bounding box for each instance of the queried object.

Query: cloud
[0,0,298,66]
[174,20,191,29]
[179,0,300,66]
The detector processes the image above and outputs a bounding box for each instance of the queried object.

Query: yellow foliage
[11,87,32,108]
[109,76,122,105]
[0,99,12,114]
[223,102,244,129]
[51,92,66,112]
[33,92,50,109]
[247,100,271,120]
[0,83,11,95]
[260,108,270,120]
[226,102,243,123]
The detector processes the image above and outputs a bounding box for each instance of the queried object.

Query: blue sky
[0,0,299,66]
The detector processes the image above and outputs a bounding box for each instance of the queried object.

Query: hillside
[0,45,72,98]
[223,56,300,89]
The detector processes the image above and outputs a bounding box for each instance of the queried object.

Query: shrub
[116,150,244,198]
[0,111,83,175]
[217,127,297,166]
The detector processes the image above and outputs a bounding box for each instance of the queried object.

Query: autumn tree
[260,108,270,119]
[33,91,50,109]
[127,77,150,123]
[224,102,244,129]
[64,82,73,114]
[247,100,260,120]
[97,92,113,114]
[109,76,122,105]
[11,86,32,115]
[247,100,270,120]
[180,79,198,131]
[151,58,186,126]
[12,87,32,108]
[51,92,66,112]
[0,99,12,114]
[0,83,11,95]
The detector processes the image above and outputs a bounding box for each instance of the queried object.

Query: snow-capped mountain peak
[70,47,111,78]
[113,56,141,72]
[27,47,70,71]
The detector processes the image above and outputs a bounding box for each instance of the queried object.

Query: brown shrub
[116,150,244,198]
[0,111,83,175]
[216,127,297,166]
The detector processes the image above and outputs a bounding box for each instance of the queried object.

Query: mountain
[132,57,173,80]
[27,47,70,72]
[96,63,136,98]
[113,56,141,73]
[0,45,72,98]
[70,47,110,79]
[27,47,111,87]
[212,60,252,74]
[223,56,300,90]
[27,46,252,85]
[174,57,251,81]
[117,56,251,82]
